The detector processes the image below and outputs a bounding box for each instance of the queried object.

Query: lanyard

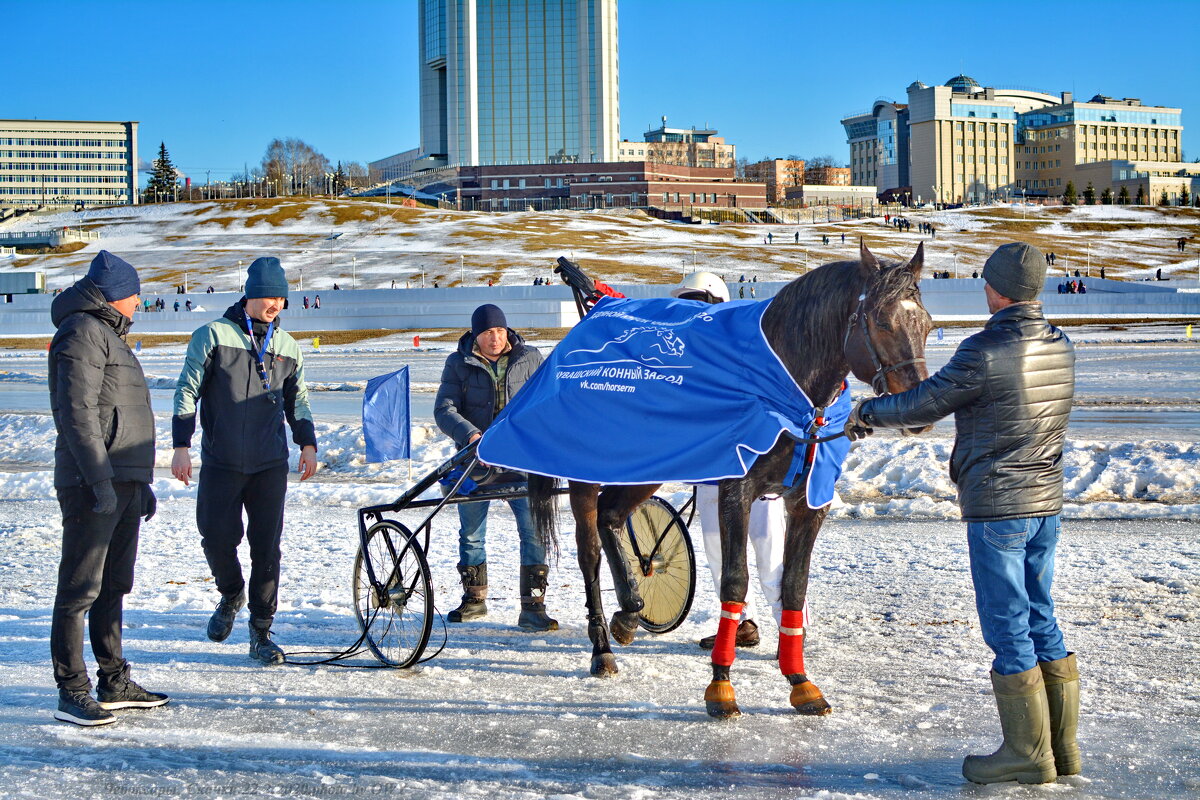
[244,312,276,393]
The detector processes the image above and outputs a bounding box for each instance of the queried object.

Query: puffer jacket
[172,301,316,473]
[858,302,1074,522]
[48,278,155,488]
[434,329,543,449]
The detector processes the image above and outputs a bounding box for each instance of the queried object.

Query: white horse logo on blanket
[563,326,689,367]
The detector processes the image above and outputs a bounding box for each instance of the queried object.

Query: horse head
[845,241,934,434]
[653,329,686,357]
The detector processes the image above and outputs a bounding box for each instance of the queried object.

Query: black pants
[50,482,142,693]
[197,463,288,623]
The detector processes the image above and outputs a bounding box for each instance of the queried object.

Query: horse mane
[761,255,913,404]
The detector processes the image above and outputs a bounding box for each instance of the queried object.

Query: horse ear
[906,241,925,281]
[859,239,880,276]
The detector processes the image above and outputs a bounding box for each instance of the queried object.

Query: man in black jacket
[434,304,555,631]
[848,243,1078,786]
[48,251,168,726]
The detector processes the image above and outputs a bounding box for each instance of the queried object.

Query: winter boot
[97,663,169,710]
[207,589,246,642]
[54,689,116,726]
[699,618,760,650]
[1040,653,1081,776]
[962,667,1057,785]
[448,563,488,623]
[248,618,285,665]
[517,564,559,631]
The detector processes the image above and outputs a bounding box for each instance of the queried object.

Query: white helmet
[670,271,730,303]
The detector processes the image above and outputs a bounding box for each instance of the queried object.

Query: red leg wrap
[779,609,806,676]
[710,601,744,667]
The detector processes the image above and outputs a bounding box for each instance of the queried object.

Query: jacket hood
[51,278,132,336]
[456,327,526,360]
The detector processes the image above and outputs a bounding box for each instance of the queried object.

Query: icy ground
[0,326,1197,798]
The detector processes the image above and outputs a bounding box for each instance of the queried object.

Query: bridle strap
[844,291,926,396]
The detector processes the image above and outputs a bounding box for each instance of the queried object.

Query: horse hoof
[790,680,832,716]
[609,611,639,646]
[705,680,742,719]
[591,653,618,677]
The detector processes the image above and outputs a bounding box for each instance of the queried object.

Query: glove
[142,483,157,521]
[90,479,118,515]
[843,400,874,442]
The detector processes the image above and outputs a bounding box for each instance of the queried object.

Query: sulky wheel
[352,520,434,667]
[622,496,696,634]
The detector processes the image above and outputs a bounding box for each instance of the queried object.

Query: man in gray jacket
[49,251,168,726]
[847,243,1077,785]
[434,303,555,631]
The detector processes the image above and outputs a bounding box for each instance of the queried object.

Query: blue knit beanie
[86,250,140,302]
[245,257,289,299]
[471,304,508,336]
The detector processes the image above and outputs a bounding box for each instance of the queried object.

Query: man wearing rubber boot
[48,251,169,725]
[435,303,555,631]
[846,242,1078,785]
[172,257,319,665]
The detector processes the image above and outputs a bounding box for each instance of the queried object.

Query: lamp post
[352,256,357,289]
[953,252,958,278]
[460,254,464,284]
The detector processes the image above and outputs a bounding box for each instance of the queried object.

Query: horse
[526,241,932,718]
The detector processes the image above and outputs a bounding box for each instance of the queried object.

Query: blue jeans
[457,497,545,567]
[967,515,1069,675]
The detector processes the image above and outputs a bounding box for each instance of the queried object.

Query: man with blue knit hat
[435,303,555,630]
[171,257,318,665]
[49,250,168,725]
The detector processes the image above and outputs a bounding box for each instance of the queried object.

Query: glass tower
[419,0,619,167]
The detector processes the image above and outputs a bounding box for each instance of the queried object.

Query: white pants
[696,484,788,626]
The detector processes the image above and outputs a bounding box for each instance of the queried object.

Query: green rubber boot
[962,666,1056,785]
[1040,654,1081,776]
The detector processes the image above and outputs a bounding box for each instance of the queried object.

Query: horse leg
[706,482,754,719]
[596,484,658,646]
[570,483,618,676]
[779,501,832,716]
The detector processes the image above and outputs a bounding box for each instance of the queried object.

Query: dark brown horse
[528,242,932,717]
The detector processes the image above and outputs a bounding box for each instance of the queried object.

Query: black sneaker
[97,667,169,710]
[207,590,246,642]
[54,689,117,726]
[248,622,285,665]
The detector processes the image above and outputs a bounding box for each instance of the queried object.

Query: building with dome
[841,75,1186,204]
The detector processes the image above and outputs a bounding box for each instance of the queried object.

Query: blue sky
[5,0,1198,179]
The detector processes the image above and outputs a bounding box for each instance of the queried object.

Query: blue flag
[937,327,944,342]
[363,367,411,463]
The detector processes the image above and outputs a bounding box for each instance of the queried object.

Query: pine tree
[146,142,178,203]
[1135,185,1146,205]
[1181,184,1192,207]
[1063,181,1077,205]
[332,161,348,195]
[1083,181,1096,205]
[1159,190,1171,206]
[1118,185,1130,205]
[1101,187,1113,205]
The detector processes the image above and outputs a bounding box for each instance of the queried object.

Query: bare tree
[344,161,368,190]
[262,138,332,195]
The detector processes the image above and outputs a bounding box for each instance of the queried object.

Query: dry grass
[13,241,89,256]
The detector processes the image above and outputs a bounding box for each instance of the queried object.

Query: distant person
[184,300,192,312]
[1100,267,1105,280]
[48,251,167,726]
[333,283,340,290]
[303,296,309,309]
[794,231,799,244]
[313,295,321,309]
[173,300,180,312]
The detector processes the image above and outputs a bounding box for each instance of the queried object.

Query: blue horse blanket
[477,296,852,508]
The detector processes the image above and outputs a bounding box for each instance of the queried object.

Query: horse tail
[527,473,560,563]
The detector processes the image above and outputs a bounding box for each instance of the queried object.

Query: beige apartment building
[842,75,1186,203]
[617,121,736,170]
[743,158,805,203]
[0,119,139,209]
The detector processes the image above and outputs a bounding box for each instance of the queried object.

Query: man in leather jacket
[847,243,1079,786]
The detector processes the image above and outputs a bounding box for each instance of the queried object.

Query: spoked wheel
[352,520,434,667]
[622,496,696,634]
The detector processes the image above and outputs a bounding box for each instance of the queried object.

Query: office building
[0,119,138,209]
[618,121,736,170]
[744,158,805,203]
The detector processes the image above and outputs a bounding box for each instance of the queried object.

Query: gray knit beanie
[982,243,1047,301]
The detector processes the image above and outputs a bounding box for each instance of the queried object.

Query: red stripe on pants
[710,601,744,667]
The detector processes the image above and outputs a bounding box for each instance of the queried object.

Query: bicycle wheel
[352,520,434,667]
[623,496,696,634]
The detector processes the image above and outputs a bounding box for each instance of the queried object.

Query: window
[490,179,499,189]
[503,179,510,189]
[518,178,526,189]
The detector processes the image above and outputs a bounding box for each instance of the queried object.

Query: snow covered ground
[0,323,1197,798]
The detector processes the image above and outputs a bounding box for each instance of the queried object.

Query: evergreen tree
[1101,187,1113,205]
[332,161,348,195]
[1181,184,1191,207]
[1118,185,1130,205]
[1083,181,1096,205]
[1159,190,1171,206]
[1135,185,1146,204]
[146,142,178,203]
[1063,181,1077,205]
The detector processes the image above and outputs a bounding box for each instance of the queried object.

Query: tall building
[406,0,618,172]
[744,158,804,203]
[618,121,736,170]
[0,119,138,209]
[842,75,1185,203]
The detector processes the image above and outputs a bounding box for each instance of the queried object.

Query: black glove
[142,483,157,521]
[91,479,118,515]
[843,400,874,442]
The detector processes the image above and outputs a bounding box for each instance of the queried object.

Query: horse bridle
[844,291,926,396]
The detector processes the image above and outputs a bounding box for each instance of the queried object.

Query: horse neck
[761,265,862,407]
